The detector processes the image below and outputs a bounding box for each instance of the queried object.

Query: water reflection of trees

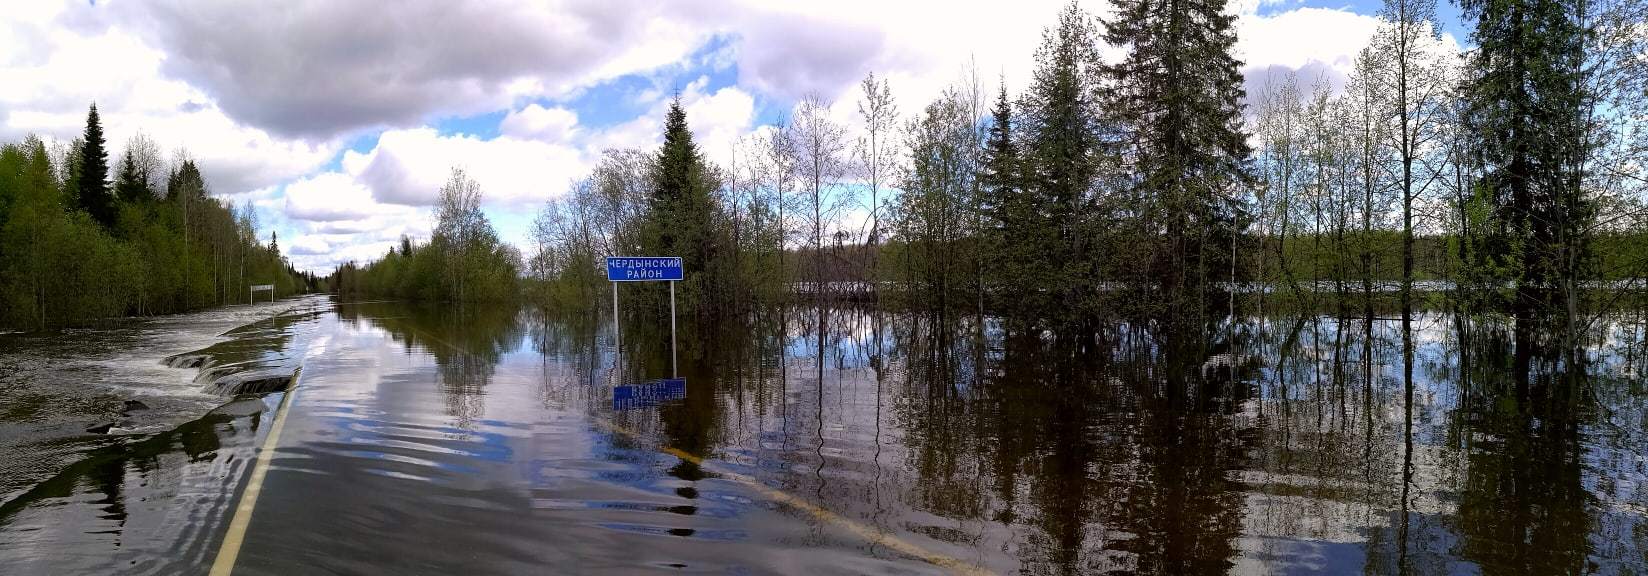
[1447,319,1592,575]
[881,312,1262,574]
[540,301,1647,574]
[1253,311,1643,575]
[524,305,605,413]
[336,302,522,428]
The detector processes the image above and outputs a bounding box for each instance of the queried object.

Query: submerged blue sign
[613,378,687,410]
[607,257,684,282]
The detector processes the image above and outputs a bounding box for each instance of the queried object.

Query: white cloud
[347,127,588,208]
[1234,4,1462,101]
[287,235,332,257]
[80,0,720,139]
[2,0,1422,274]
[587,78,756,167]
[282,210,435,273]
[685,85,758,167]
[276,170,432,271]
[720,0,1071,115]
[0,1,334,197]
[500,104,580,141]
[283,172,387,222]
[1236,6,1384,79]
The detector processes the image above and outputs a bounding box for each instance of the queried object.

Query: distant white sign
[249,284,275,304]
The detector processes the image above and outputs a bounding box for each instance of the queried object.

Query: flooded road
[0,297,327,502]
[1,299,1645,574]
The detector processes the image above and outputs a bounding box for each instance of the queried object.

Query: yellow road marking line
[209,369,302,576]
[593,419,992,576]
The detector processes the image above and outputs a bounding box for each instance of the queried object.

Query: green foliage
[115,149,146,207]
[166,159,204,202]
[1459,0,1595,316]
[1011,2,1104,316]
[1106,0,1253,303]
[893,88,978,310]
[1455,185,1519,293]
[643,98,723,313]
[979,82,1045,315]
[333,169,520,303]
[0,118,310,330]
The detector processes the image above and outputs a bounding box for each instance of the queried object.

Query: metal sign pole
[605,256,681,380]
[669,280,677,377]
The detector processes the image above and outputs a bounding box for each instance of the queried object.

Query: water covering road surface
[1,298,1646,574]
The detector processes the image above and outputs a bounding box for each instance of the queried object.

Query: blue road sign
[607,257,683,282]
[613,378,687,410]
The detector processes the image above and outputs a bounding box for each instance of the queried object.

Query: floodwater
[0,297,327,502]
[0,298,1645,574]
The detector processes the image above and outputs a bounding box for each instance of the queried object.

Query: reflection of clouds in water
[333,301,526,431]
[702,307,1648,574]
[13,301,1635,574]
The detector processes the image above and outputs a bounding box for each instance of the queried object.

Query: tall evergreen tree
[1106,0,1253,303]
[115,148,146,205]
[979,82,1034,307]
[1459,0,1593,326]
[1019,2,1104,316]
[77,104,114,228]
[980,83,1019,233]
[647,97,718,305]
[166,159,206,202]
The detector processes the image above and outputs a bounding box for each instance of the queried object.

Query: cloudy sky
[0,0,1465,273]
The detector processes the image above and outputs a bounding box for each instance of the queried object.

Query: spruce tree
[1019,2,1104,315]
[1459,0,1592,322]
[77,104,114,229]
[1106,0,1253,301]
[115,148,146,205]
[647,97,717,302]
[61,137,83,212]
[166,159,205,202]
[980,83,1019,232]
[979,82,1032,307]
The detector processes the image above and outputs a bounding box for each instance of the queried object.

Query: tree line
[1249,0,1647,346]
[328,168,522,303]
[0,104,314,331]
[349,0,1646,342]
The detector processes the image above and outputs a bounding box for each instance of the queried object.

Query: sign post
[249,284,274,304]
[606,257,684,377]
[669,280,676,376]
